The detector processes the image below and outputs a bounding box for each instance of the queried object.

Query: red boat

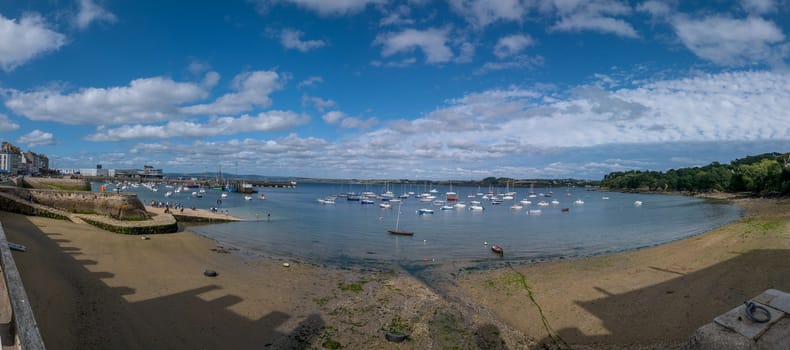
[491,245,503,255]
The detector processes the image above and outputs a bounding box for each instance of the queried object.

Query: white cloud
[180,70,283,115]
[448,0,531,28]
[74,71,790,179]
[380,5,415,27]
[494,34,535,58]
[340,116,379,129]
[5,69,285,131]
[322,111,345,124]
[740,0,777,14]
[256,0,387,16]
[187,60,212,76]
[128,134,333,172]
[477,55,544,74]
[549,0,639,38]
[87,111,310,141]
[635,0,673,18]
[456,42,475,63]
[74,0,117,30]
[370,57,418,67]
[552,14,639,38]
[0,113,19,131]
[17,130,55,147]
[374,28,454,63]
[671,15,786,66]
[350,70,790,176]
[0,13,67,71]
[5,74,213,125]
[305,96,336,111]
[297,76,323,88]
[280,29,327,52]
[322,111,377,129]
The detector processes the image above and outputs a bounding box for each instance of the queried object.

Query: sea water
[96,182,742,265]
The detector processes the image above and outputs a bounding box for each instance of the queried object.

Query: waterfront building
[23,151,49,175]
[0,142,23,175]
[141,165,164,178]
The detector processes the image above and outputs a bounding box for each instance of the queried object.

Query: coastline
[144,205,243,222]
[0,197,788,348]
[454,197,790,348]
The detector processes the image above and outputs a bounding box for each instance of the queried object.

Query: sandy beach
[1,197,789,349]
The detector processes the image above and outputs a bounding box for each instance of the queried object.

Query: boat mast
[394,202,402,230]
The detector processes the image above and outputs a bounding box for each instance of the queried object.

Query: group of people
[209,207,230,215]
[149,200,191,213]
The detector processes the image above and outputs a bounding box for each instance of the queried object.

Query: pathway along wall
[0,187,148,220]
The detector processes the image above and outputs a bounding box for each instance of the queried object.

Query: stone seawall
[0,187,148,220]
[21,177,91,191]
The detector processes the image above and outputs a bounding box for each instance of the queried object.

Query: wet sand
[1,197,789,349]
[455,198,790,349]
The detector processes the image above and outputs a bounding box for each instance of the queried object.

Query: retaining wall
[0,187,148,220]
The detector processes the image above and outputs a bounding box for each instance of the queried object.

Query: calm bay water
[96,182,742,265]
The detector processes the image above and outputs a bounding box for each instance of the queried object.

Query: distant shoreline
[599,188,758,200]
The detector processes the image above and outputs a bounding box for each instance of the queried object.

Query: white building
[79,168,110,177]
[0,142,23,175]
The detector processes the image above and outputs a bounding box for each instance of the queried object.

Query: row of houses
[1,141,163,179]
[0,141,50,176]
[59,165,164,179]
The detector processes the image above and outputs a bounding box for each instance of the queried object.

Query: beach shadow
[538,249,790,347]
[475,323,508,350]
[0,213,326,349]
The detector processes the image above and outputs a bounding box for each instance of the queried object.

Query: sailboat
[528,183,537,198]
[388,202,414,236]
[446,182,458,202]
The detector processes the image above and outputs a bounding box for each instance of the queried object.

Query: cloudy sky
[0,0,788,180]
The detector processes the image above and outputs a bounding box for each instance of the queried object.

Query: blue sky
[0,0,788,180]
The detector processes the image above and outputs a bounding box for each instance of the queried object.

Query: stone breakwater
[21,177,91,191]
[0,186,148,220]
[0,180,239,235]
[0,187,178,234]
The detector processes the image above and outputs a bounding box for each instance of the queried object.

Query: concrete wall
[0,187,148,220]
[0,222,46,349]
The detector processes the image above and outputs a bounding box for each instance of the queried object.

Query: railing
[0,222,45,349]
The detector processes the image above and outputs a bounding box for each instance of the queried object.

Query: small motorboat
[491,245,503,255]
[417,208,434,215]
